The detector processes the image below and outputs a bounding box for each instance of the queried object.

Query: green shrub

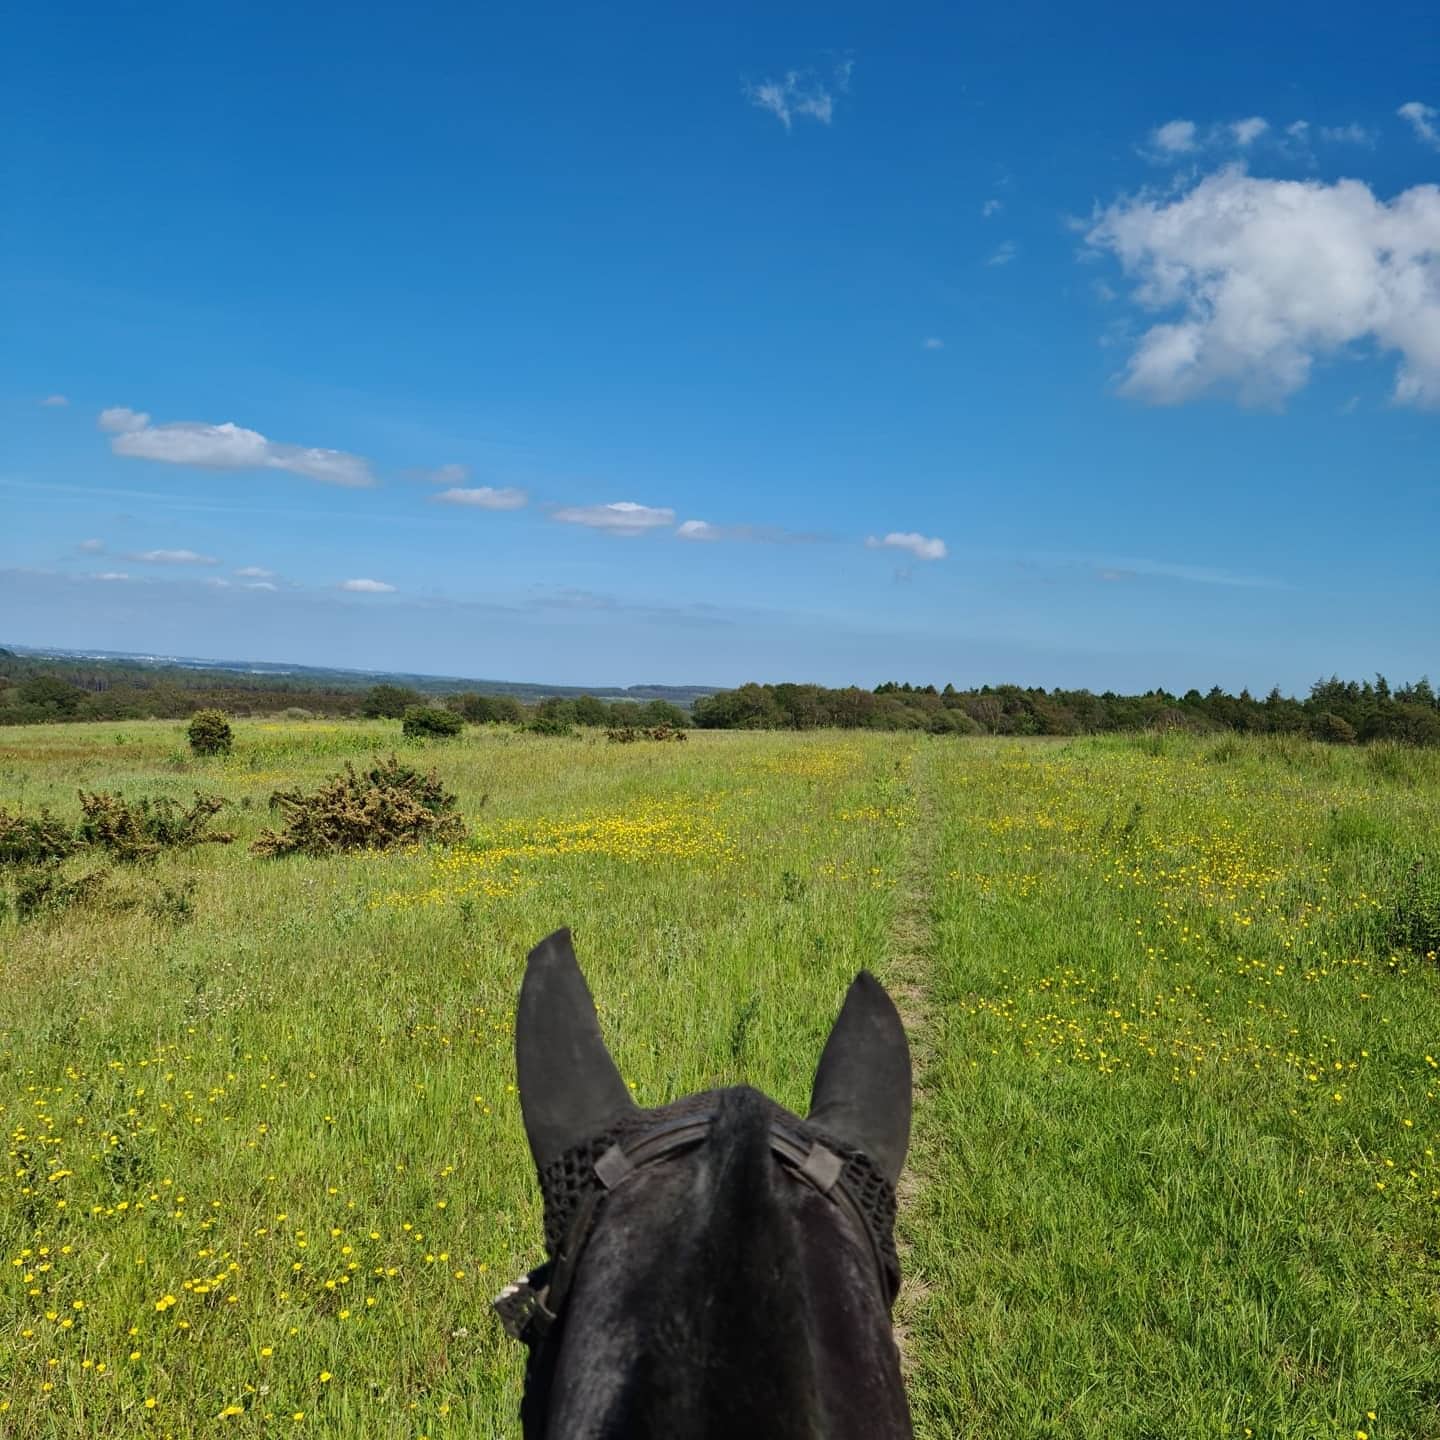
[402,705,464,739]
[605,725,688,743]
[1310,711,1357,745]
[187,709,234,756]
[0,807,76,866]
[928,710,981,736]
[1387,856,1440,962]
[527,715,575,737]
[76,790,234,862]
[361,684,424,719]
[15,865,108,921]
[252,755,465,858]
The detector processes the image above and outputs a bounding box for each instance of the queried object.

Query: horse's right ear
[807,971,912,1187]
[515,928,637,1173]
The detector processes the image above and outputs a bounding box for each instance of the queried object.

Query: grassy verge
[1,721,917,1437]
[906,735,1440,1440]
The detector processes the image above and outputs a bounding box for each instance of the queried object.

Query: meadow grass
[1,721,1437,1437]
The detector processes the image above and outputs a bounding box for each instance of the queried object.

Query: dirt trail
[886,740,941,1374]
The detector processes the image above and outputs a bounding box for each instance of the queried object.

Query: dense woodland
[1,650,1436,744]
[691,677,1440,744]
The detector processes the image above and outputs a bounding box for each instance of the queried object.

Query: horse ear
[807,971,911,1186]
[515,928,637,1172]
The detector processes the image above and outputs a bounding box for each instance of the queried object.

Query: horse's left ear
[515,928,637,1173]
[807,971,911,1186]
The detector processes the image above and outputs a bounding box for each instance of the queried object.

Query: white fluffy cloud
[676,520,722,541]
[745,61,851,129]
[552,501,676,536]
[339,578,397,593]
[130,548,221,566]
[866,532,947,561]
[1087,167,1440,407]
[99,407,150,433]
[1151,119,1198,153]
[1231,116,1269,146]
[98,407,375,486]
[434,486,528,510]
[1399,101,1439,149]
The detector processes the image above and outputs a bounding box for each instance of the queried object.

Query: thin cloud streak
[866,532,947,561]
[433,485,528,510]
[552,501,676,536]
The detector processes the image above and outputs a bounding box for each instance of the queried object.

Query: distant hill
[0,643,717,708]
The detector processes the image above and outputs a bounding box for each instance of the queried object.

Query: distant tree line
[0,656,691,731]
[691,676,1440,745]
[361,683,689,731]
[3,649,1436,744]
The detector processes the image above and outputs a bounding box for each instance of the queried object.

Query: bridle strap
[493,1113,892,1348]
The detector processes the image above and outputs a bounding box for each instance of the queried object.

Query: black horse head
[499,927,914,1439]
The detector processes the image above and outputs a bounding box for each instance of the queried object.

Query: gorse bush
[251,754,465,857]
[14,865,108,921]
[187,709,234,756]
[606,725,689,743]
[0,806,77,866]
[402,705,464,740]
[76,790,235,862]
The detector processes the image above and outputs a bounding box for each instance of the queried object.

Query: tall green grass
[1,723,1437,1437]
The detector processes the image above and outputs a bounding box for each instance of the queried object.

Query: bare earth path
[885,740,941,1386]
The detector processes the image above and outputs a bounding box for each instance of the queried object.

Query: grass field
[2,721,1438,1438]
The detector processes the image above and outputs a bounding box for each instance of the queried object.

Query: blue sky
[4,0,1438,690]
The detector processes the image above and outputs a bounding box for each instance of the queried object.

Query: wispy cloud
[407,462,470,486]
[1148,113,1375,161]
[339,578,397,593]
[675,519,828,545]
[41,394,69,408]
[1230,116,1269,146]
[986,240,1017,267]
[434,485,528,510]
[94,572,131,582]
[77,538,106,554]
[1399,100,1439,149]
[242,580,278,591]
[1094,556,1286,589]
[866,532,947,562]
[1150,119,1198,154]
[921,337,945,350]
[128,548,221,566]
[1319,122,1374,145]
[1087,167,1440,407]
[552,501,676,536]
[234,565,273,578]
[99,406,376,487]
[981,198,1004,219]
[745,60,851,130]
